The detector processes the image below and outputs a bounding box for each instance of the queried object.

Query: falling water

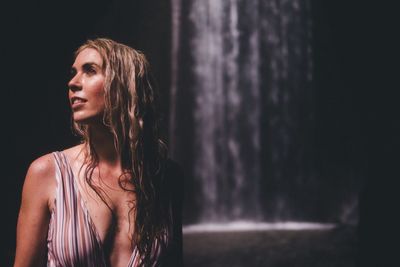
[187,0,262,222]
[170,0,326,223]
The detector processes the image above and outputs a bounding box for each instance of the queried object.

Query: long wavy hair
[72,38,169,265]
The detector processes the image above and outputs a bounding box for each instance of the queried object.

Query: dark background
[312,2,399,266]
[2,1,399,266]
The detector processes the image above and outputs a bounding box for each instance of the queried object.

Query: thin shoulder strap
[52,151,79,213]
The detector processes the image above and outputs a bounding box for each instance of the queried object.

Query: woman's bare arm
[14,154,56,267]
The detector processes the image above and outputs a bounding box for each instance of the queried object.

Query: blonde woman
[14,38,183,267]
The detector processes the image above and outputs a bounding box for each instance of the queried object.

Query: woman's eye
[83,64,97,75]
[86,67,96,75]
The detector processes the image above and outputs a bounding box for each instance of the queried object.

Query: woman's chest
[77,185,138,266]
[80,182,137,246]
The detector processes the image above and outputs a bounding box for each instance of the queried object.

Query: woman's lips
[72,102,85,109]
[70,96,87,109]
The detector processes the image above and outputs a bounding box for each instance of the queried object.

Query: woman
[14,38,183,267]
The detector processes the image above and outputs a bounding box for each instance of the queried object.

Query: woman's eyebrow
[71,62,101,71]
[82,62,102,69]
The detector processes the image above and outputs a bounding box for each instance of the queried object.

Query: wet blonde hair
[72,38,168,265]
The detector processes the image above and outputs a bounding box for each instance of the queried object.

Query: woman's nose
[68,73,82,92]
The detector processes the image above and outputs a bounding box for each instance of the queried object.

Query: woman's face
[68,48,106,124]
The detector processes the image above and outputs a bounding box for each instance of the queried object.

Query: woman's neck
[88,124,120,167]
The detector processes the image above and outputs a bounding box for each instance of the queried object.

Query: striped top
[47,151,168,267]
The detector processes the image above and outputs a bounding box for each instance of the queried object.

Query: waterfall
[188,0,262,221]
[171,0,317,223]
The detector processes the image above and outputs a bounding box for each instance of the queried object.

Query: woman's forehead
[74,48,103,67]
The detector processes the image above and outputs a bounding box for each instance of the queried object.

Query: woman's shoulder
[27,153,56,179]
[26,143,83,180]
[22,153,58,208]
